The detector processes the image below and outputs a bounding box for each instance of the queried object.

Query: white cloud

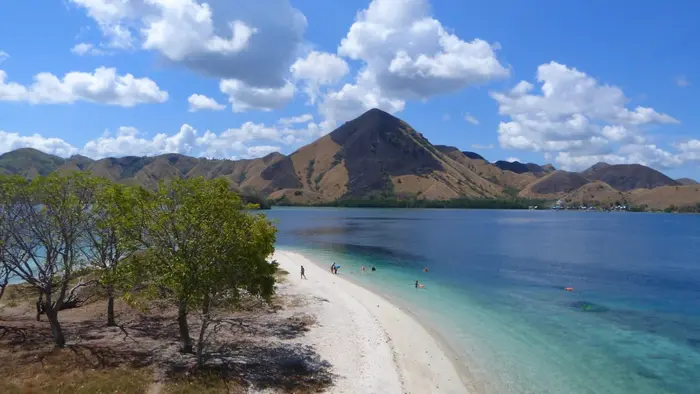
[70,0,307,89]
[71,42,106,56]
[677,139,700,162]
[187,94,225,112]
[0,51,8,64]
[279,114,313,125]
[471,144,493,149]
[291,51,349,103]
[240,145,280,159]
[505,157,520,163]
[220,79,295,112]
[464,113,479,125]
[337,0,508,100]
[319,71,405,125]
[2,115,332,161]
[442,113,450,121]
[141,1,256,60]
[675,75,690,88]
[0,67,168,106]
[0,130,78,157]
[82,124,199,158]
[491,61,681,170]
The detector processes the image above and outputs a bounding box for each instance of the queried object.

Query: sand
[273,250,467,394]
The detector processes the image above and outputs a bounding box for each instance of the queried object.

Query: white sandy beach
[273,250,467,394]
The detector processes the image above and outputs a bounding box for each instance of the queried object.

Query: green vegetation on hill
[272,195,546,209]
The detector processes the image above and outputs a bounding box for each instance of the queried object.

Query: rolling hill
[0,108,698,211]
[581,163,679,191]
[517,171,590,199]
[561,181,631,206]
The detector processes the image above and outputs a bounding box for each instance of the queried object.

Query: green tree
[132,177,277,364]
[0,172,94,347]
[81,179,146,326]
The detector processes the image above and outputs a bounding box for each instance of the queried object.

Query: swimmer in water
[423,266,428,273]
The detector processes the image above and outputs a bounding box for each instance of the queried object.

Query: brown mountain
[630,185,700,210]
[494,160,555,176]
[435,146,536,190]
[561,181,630,206]
[581,163,679,191]
[676,177,699,185]
[1,108,698,210]
[517,171,590,199]
[272,109,503,201]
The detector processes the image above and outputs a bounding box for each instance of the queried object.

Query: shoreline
[273,250,469,394]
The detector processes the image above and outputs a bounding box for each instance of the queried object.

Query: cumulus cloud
[0,130,78,157]
[239,145,281,159]
[187,94,225,112]
[220,79,295,112]
[491,61,682,170]
[337,0,508,100]
[70,0,307,89]
[0,67,168,106]
[319,71,405,125]
[291,51,349,103]
[279,114,313,125]
[82,125,199,158]
[71,43,106,56]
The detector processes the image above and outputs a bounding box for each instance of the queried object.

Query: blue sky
[0,0,698,178]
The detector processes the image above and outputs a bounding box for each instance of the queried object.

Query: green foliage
[0,171,96,347]
[273,195,546,209]
[123,177,278,357]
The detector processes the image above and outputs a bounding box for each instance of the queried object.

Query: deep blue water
[265,207,700,394]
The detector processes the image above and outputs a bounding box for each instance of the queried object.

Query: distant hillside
[0,148,66,178]
[582,163,679,191]
[580,162,611,179]
[630,185,700,211]
[518,171,590,199]
[677,177,699,185]
[462,151,485,161]
[562,181,630,206]
[435,146,536,190]
[494,160,555,176]
[279,108,503,201]
[1,108,698,211]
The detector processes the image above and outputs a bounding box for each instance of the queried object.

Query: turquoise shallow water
[266,207,700,394]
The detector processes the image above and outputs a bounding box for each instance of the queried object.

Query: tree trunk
[106,285,116,327]
[44,308,66,348]
[35,292,43,322]
[196,318,209,367]
[177,301,192,353]
[196,296,211,368]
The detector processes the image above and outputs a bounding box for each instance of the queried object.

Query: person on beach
[331,263,336,273]
[301,265,307,279]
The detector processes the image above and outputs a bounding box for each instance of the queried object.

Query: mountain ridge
[0,108,697,211]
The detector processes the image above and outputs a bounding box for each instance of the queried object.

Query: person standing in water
[301,265,307,279]
[415,280,419,288]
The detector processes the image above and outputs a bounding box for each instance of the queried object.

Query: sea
[265,207,700,394]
